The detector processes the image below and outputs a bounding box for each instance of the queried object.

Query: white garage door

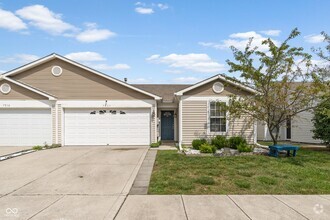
[0,109,52,146]
[64,108,150,145]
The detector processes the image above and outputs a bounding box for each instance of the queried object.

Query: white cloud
[199,31,280,52]
[0,8,27,31]
[304,34,325,44]
[76,23,116,43]
[65,52,106,62]
[92,63,131,71]
[134,2,168,14]
[16,5,76,35]
[157,3,169,10]
[135,7,154,14]
[172,77,200,83]
[0,54,39,64]
[164,69,183,74]
[147,53,225,73]
[260,30,281,36]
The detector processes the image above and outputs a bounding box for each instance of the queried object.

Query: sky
[0,0,329,84]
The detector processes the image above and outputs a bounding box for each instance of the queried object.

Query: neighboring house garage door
[0,109,52,146]
[64,108,150,145]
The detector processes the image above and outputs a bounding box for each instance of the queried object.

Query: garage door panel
[0,109,52,146]
[64,109,150,146]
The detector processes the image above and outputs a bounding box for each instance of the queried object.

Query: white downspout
[178,96,183,151]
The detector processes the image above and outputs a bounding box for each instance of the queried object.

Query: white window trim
[207,98,229,136]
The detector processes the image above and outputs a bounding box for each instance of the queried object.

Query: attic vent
[52,66,62,76]
[213,82,224,94]
[0,83,11,94]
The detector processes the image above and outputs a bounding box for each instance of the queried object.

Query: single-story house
[257,109,322,144]
[0,53,258,148]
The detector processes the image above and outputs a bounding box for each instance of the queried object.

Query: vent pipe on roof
[124,78,127,83]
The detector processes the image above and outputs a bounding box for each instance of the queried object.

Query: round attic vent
[0,83,11,94]
[51,66,62,76]
[213,82,224,94]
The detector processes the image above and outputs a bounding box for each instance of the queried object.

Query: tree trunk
[268,125,278,146]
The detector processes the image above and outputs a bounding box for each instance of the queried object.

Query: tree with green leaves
[312,32,330,147]
[226,28,324,145]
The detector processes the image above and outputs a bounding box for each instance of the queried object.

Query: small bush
[46,144,61,149]
[237,143,253,152]
[32,146,43,151]
[199,143,216,153]
[211,135,229,149]
[192,139,207,150]
[150,141,161,148]
[229,136,247,149]
[195,176,215,185]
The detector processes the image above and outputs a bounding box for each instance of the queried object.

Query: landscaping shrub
[32,146,43,151]
[237,143,253,153]
[199,143,216,153]
[195,176,215,185]
[211,135,229,149]
[150,141,161,148]
[192,139,207,150]
[46,144,61,149]
[229,136,247,149]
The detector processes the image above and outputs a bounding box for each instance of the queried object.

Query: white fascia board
[175,74,258,95]
[4,54,161,100]
[0,100,53,108]
[181,96,230,101]
[1,76,57,100]
[58,100,154,108]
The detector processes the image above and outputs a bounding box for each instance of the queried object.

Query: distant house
[257,82,321,144]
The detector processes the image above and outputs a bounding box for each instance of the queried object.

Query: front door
[161,111,174,140]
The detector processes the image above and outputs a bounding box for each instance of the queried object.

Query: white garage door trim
[0,108,52,146]
[63,108,151,146]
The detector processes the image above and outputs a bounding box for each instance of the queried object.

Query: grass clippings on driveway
[148,149,330,195]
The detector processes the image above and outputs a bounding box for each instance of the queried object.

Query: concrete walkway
[115,195,330,220]
[129,150,157,195]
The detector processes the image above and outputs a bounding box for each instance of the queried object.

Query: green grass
[148,149,330,194]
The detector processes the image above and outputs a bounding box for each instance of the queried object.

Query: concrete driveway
[0,146,148,220]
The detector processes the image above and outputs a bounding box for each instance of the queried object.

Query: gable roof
[174,74,258,96]
[3,53,162,100]
[0,75,57,100]
[133,84,191,103]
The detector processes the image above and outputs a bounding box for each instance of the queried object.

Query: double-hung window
[209,101,227,132]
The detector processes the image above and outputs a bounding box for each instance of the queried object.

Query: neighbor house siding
[12,58,151,100]
[291,111,321,144]
[151,105,156,143]
[58,104,63,145]
[182,100,208,145]
[0,80,46,100]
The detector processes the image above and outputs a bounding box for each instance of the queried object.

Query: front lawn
[148,149,330,194]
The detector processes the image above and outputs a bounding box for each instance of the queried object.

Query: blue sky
[0,0,329,84]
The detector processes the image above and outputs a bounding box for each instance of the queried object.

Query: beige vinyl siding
[185,79,251,97]
[291,111,321,144]
[182,101,208,145]
[0,80,46,100]
[182,100,255,145]
[151,106,156,143]
[57,104,62,144]
[228,115,254,144]
[52,105,56,144]
[12,58,151,100]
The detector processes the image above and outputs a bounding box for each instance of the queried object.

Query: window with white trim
[209,101,226,132]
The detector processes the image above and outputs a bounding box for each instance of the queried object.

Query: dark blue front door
[161,111,174,140]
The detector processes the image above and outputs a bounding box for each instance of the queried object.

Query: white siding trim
[0,100,52,108]
[57,100,154,108]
